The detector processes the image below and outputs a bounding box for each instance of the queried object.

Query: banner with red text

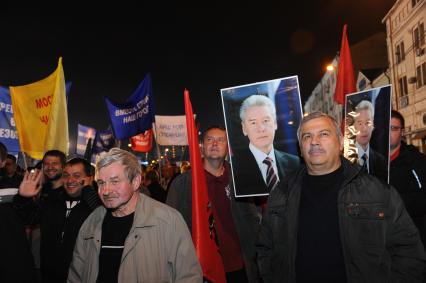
[10,58,68,159]
[130,129,153,152]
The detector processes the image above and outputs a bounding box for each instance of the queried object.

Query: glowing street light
[326,64,335,72]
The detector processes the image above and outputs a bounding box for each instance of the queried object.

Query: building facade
[383,0,426,152]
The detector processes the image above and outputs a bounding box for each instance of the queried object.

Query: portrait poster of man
[221,76,302,197]
[344,85,391,183]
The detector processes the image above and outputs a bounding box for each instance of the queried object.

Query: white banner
[155,115,188,146]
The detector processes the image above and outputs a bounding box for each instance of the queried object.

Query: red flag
[333,24,356,105]
[184,90,226,283]
[130,129,153,152]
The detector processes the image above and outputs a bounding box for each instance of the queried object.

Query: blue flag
[0,86,20,153]
[105,74,155,140]
[92,129,116,154]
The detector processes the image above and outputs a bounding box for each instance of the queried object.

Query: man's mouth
[309,147,325,155]
[66,183,79,189]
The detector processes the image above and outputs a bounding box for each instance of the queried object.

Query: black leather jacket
[256,157,426,283]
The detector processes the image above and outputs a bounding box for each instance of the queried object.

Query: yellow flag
[10,58,69,159]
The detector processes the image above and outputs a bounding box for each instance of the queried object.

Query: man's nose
[257,124,266,131]
[100,184,111,195]
[310,134,320,145]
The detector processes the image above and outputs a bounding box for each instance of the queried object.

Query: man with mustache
[14,157,100,282]
[352,100,387,181]
[256,112,426,282]
[231,95,300,196]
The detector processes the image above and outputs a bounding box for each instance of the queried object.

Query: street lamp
[326,64,335,72]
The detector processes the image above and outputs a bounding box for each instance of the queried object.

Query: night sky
[0,1,395,150]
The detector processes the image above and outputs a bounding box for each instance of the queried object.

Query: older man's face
[354,109,374,149]
[299,117,343,175]
[242,105,277,154]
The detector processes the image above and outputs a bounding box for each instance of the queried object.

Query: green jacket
[67,193,202,283]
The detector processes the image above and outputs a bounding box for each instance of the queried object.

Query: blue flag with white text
[105,74,155,140]
[0,86,19,153]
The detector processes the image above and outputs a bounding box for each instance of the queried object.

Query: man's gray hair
[239,95,277,122]
[96,148,141,182]
[297,111,341,142]
[355,100,374,119]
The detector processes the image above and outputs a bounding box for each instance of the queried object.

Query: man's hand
[19,169,43,198]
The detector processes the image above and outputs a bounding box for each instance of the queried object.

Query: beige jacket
[67,193,202,283]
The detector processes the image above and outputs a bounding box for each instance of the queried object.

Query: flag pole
[151,122,162,177]
[21,152,28,171]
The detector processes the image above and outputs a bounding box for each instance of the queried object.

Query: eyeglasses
[204,136,227,144]
[390,125,403,131]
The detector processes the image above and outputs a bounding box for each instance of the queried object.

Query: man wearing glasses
[390,110,426,249]
[167,126,260,282]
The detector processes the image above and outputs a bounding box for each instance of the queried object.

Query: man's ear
[132,174,142,192]
[242,122,247,136]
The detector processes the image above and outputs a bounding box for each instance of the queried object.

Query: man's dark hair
[145,169,159,183]
[201,125,226,143]
[66,157,92,176]
[42,150,66,167]
[6,154,16,163]
[391,110,405,129]
[0,142,7,162]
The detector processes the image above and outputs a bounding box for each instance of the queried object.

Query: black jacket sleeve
[387,186,426,281]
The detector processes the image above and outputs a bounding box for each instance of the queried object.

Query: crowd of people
[0,108,425,283]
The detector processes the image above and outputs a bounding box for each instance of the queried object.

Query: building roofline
[382,0,402,23]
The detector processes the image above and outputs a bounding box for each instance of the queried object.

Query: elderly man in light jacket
[67,148,202,283]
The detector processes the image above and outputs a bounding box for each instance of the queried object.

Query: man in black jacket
[14,157,101,283]
[390,110,426,248]
[0,142,36,282]
[256,111,425,283]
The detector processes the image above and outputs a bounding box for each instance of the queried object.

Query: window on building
[423,63,426,85]
[399,76,408,96]
[412,0,422,8]
[413,22,425,49]
[417,62,426,88]
[396,41,405,63]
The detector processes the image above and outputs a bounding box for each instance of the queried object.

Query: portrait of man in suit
[231,95,300,196]
[353,99,387,181]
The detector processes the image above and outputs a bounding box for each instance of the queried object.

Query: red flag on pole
[184,89,226,283]
[333,24,356,105]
